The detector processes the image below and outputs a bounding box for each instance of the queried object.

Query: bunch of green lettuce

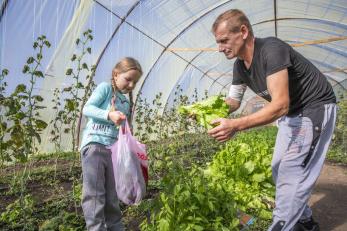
[178,95,229,129]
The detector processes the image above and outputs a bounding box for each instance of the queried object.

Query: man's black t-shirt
[232,37,336,115]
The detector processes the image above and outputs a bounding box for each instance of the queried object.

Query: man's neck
[240,37,255,69]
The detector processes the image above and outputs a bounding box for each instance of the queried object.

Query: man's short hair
[212,9,253,37]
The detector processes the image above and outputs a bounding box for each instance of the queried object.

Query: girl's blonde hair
[112,57,142,76]
[111,57,142,92]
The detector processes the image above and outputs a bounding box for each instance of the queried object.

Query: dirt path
[309,162,347,231]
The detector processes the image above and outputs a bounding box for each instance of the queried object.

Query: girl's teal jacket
[79,82,130,150]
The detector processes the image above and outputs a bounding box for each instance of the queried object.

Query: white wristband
[228,84,247,102]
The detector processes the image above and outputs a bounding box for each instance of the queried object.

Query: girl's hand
[108,111,126,125]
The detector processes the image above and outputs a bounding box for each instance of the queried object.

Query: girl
[80,57,142,231]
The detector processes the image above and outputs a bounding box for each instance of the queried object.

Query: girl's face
[113,69,141,94]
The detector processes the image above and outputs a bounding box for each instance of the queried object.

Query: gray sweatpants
[81,143,125,231]
[268,103,337,231]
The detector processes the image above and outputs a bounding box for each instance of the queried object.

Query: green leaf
[82,63,89,70]
[0,121,7,130]
[44,40,51,47]
[76,82,84,89]
[65,99,76,111]
[252,173,266,183]
[259,209,272,220]
[66,68,73,75]
[33,70,44,77]
[71,54,77,61]
[27,57,35,64]
[2,69,9,75]
[37,53,43,60]
[15,112,26,120]
[178,95,229,129]
[33,95,44,102]
[14,84,26,93]
[33,131,41,143]
[34,105,46,110]
[244,161,255,174]
[158,218,170,231]
[87,47,91,54]
[35,119,48,130]
[75,38,80,45]
[22,65,30,73]
[63,87,72,92]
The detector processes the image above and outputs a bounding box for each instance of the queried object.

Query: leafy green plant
[140,127,276,230]
[206,128,277,219]
[0,68,9,165]
[60,29,95,152]
[134,93,161,141]
[49,88,64,152]
[328,99,347,163]
[141,165,240,231]
[2,35,50,161]
[76,62,96,148]
[178,95,229,129]
[39,211,84,231]
[0,194,36,230]
[134,87,203,143]
[6,169,28,196]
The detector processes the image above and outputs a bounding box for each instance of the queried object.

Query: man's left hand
[208,118,238,142]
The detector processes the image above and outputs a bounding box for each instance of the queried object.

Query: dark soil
[309,162,347,231]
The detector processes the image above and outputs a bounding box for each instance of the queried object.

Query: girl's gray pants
[268,103,337,231]
[81,143,125,231]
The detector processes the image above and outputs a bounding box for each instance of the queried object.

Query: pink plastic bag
[108,120,148,205]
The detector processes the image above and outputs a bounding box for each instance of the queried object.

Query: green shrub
[0,194,36,230]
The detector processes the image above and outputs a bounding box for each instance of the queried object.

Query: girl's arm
[83,82,112,123]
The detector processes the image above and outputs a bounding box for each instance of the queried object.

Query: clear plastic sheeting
[96,0,139,18]
[1,0,79,93]
[1,0,346,152]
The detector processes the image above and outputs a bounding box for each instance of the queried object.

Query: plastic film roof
[1,0,347,150]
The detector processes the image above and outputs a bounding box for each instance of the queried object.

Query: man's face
[214,21,244,59]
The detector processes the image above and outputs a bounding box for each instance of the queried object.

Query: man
[208,9,336,231]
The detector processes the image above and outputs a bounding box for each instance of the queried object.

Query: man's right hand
[208,118,238,142]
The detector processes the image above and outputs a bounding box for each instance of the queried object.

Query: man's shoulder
[255,37,291,59]
[258,37,289,49]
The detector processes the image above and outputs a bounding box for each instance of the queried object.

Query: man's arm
[226,84,246,113]
[208,69,289,142]
[225,97,240,113]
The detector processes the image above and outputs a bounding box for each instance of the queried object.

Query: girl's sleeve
[83,82,112,123]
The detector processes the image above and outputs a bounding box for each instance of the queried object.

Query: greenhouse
[1,0,346,230]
